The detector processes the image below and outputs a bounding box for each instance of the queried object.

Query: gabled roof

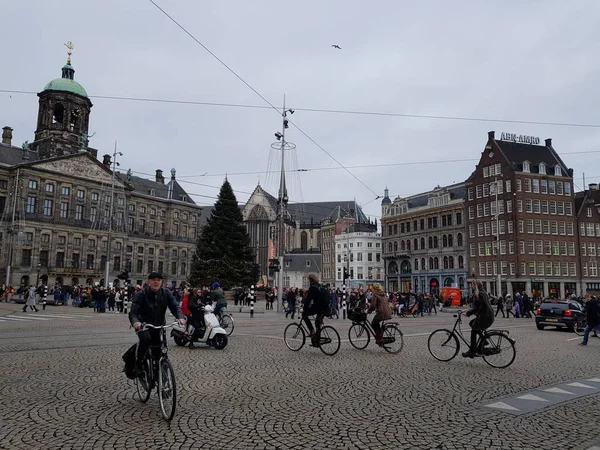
[287,200,368,224]
[0,142,40,166]
[117,173,197,206]
[575,187,600,216]
[283,252,322,273]
[493,138,569,175]
[392,182,467,209]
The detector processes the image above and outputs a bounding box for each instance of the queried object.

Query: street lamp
[36,263,41,287]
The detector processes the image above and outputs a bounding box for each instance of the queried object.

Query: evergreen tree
[189,180,253,288]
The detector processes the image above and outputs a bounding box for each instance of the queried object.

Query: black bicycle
[284,316,341,356]
[427,310,516,369]
[135,322,178,421]
[347,308,404,354]
[215,310,234,336]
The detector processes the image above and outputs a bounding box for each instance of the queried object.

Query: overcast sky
[2,0,600,223]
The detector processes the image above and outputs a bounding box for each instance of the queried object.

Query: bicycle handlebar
[137,321,180,332]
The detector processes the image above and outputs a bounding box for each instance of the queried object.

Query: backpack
[318,286,332,317]
[122,344,138,379]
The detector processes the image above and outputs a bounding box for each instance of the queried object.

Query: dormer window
[523,161,530,173]
[555,165,562,176]
[539,163,546,175]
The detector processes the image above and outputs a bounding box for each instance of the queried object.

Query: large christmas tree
[189,180,253,288]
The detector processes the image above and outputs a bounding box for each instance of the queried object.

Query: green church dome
[43,63,88,98]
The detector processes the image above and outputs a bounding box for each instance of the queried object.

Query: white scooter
[171,304,228,349]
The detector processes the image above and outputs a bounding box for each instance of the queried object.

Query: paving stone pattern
[0,302,599,450]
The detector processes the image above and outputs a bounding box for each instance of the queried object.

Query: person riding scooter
[186,289,207,348]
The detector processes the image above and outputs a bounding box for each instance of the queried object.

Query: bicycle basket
[348,308,367,322]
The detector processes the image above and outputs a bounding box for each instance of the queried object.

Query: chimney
[155,169,165,184]
[102,154,111,168]
[545,138,552,147]
[589,183,598,191]
[488,130,495,140]
[2,126,13,146]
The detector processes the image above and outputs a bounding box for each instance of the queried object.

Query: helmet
[212,282,220,289]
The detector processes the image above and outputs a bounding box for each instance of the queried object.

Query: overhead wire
[4,88,600,129]
[146,0,378,199]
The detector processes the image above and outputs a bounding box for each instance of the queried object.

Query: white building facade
[334,228,384,288]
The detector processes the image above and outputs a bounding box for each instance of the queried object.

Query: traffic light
[268,259,280,273]
[343,268,350,282]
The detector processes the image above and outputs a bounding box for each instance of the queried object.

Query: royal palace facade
[0,56,201,288]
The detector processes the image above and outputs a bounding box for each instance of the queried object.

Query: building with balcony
[0,56,201,289]
[381,184,467,295]
[334,222,383,288]
[465,131,578,298]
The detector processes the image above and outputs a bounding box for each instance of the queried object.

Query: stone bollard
[42,285,48,310]
[123,281,129,314]
[250,285,255,307]
[342,284,346,319]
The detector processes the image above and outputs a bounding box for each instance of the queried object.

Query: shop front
[400,278,411,293]
[531,281,544,297]
[548,282,560,299]
[429,278,440,295]
[512,282,526,296]
[564,282,577,297]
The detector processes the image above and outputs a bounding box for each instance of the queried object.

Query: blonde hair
[370,283,384,295]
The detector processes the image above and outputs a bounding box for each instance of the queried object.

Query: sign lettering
[500,132,540,145]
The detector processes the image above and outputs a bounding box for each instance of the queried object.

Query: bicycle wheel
[481,332,516,369]
[135,357,152,403]
[158,358,177,422]
[428,329,459,362]
[284,323,305,351]
[348,323,370,350]
[381,324,404,354]
[574,317,587,336]
[221,314,234,336]
[318,325,341,356]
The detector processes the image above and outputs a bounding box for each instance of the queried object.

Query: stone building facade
[242,184,367,286]
[0,57,201,289]
[381,185,468,295]
[575,183,600,295]
[465,131,578,298]
[334,222,383,288]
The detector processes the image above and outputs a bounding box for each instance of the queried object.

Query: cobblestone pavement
[0,301,599,450]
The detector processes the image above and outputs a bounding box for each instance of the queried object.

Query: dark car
[535,300,584,332]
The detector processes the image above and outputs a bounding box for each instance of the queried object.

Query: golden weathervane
[64,41,74,64]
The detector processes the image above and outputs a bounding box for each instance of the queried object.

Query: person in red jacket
[181,288,192,333]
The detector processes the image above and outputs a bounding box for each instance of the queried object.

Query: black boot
[462,330,479,358]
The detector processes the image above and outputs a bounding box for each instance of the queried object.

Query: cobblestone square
[0,302,599,450]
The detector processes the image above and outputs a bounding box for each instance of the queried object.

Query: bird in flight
[331,45,341,50]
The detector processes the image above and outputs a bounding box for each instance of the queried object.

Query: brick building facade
[466,131,578,298]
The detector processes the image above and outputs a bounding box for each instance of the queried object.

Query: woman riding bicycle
[367,284,392,345]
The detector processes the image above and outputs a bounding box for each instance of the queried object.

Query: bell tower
[32,42,94,159]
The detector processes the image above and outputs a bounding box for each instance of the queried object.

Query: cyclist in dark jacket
[129,272,185,375]
[580,296,600,346]
[463,280,494,358]
[302,274,328,343]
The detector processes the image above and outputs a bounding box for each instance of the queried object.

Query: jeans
[582,324,600,345]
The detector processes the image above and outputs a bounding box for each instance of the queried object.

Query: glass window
[60,201,69,218]
[45,183,55,193]
[43,199,53,216]
[76,189,85,199]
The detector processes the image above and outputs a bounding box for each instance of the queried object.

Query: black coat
[586,298,600,327]
[129,287,183,326]
[467,291,494,329]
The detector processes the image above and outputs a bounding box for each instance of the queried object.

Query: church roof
[117,173,198,206]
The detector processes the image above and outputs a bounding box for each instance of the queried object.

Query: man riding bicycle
[301,274,329,344]
[210,282,227,317]
[129,272,186,377]
[463,279,494,358]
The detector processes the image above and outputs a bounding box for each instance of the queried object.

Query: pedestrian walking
[495,295,505,318]
[22,285,38,312]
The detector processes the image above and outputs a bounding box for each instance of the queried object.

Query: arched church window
[300,231,308,251]
[70,109,80,132]
[52,104,65,124]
